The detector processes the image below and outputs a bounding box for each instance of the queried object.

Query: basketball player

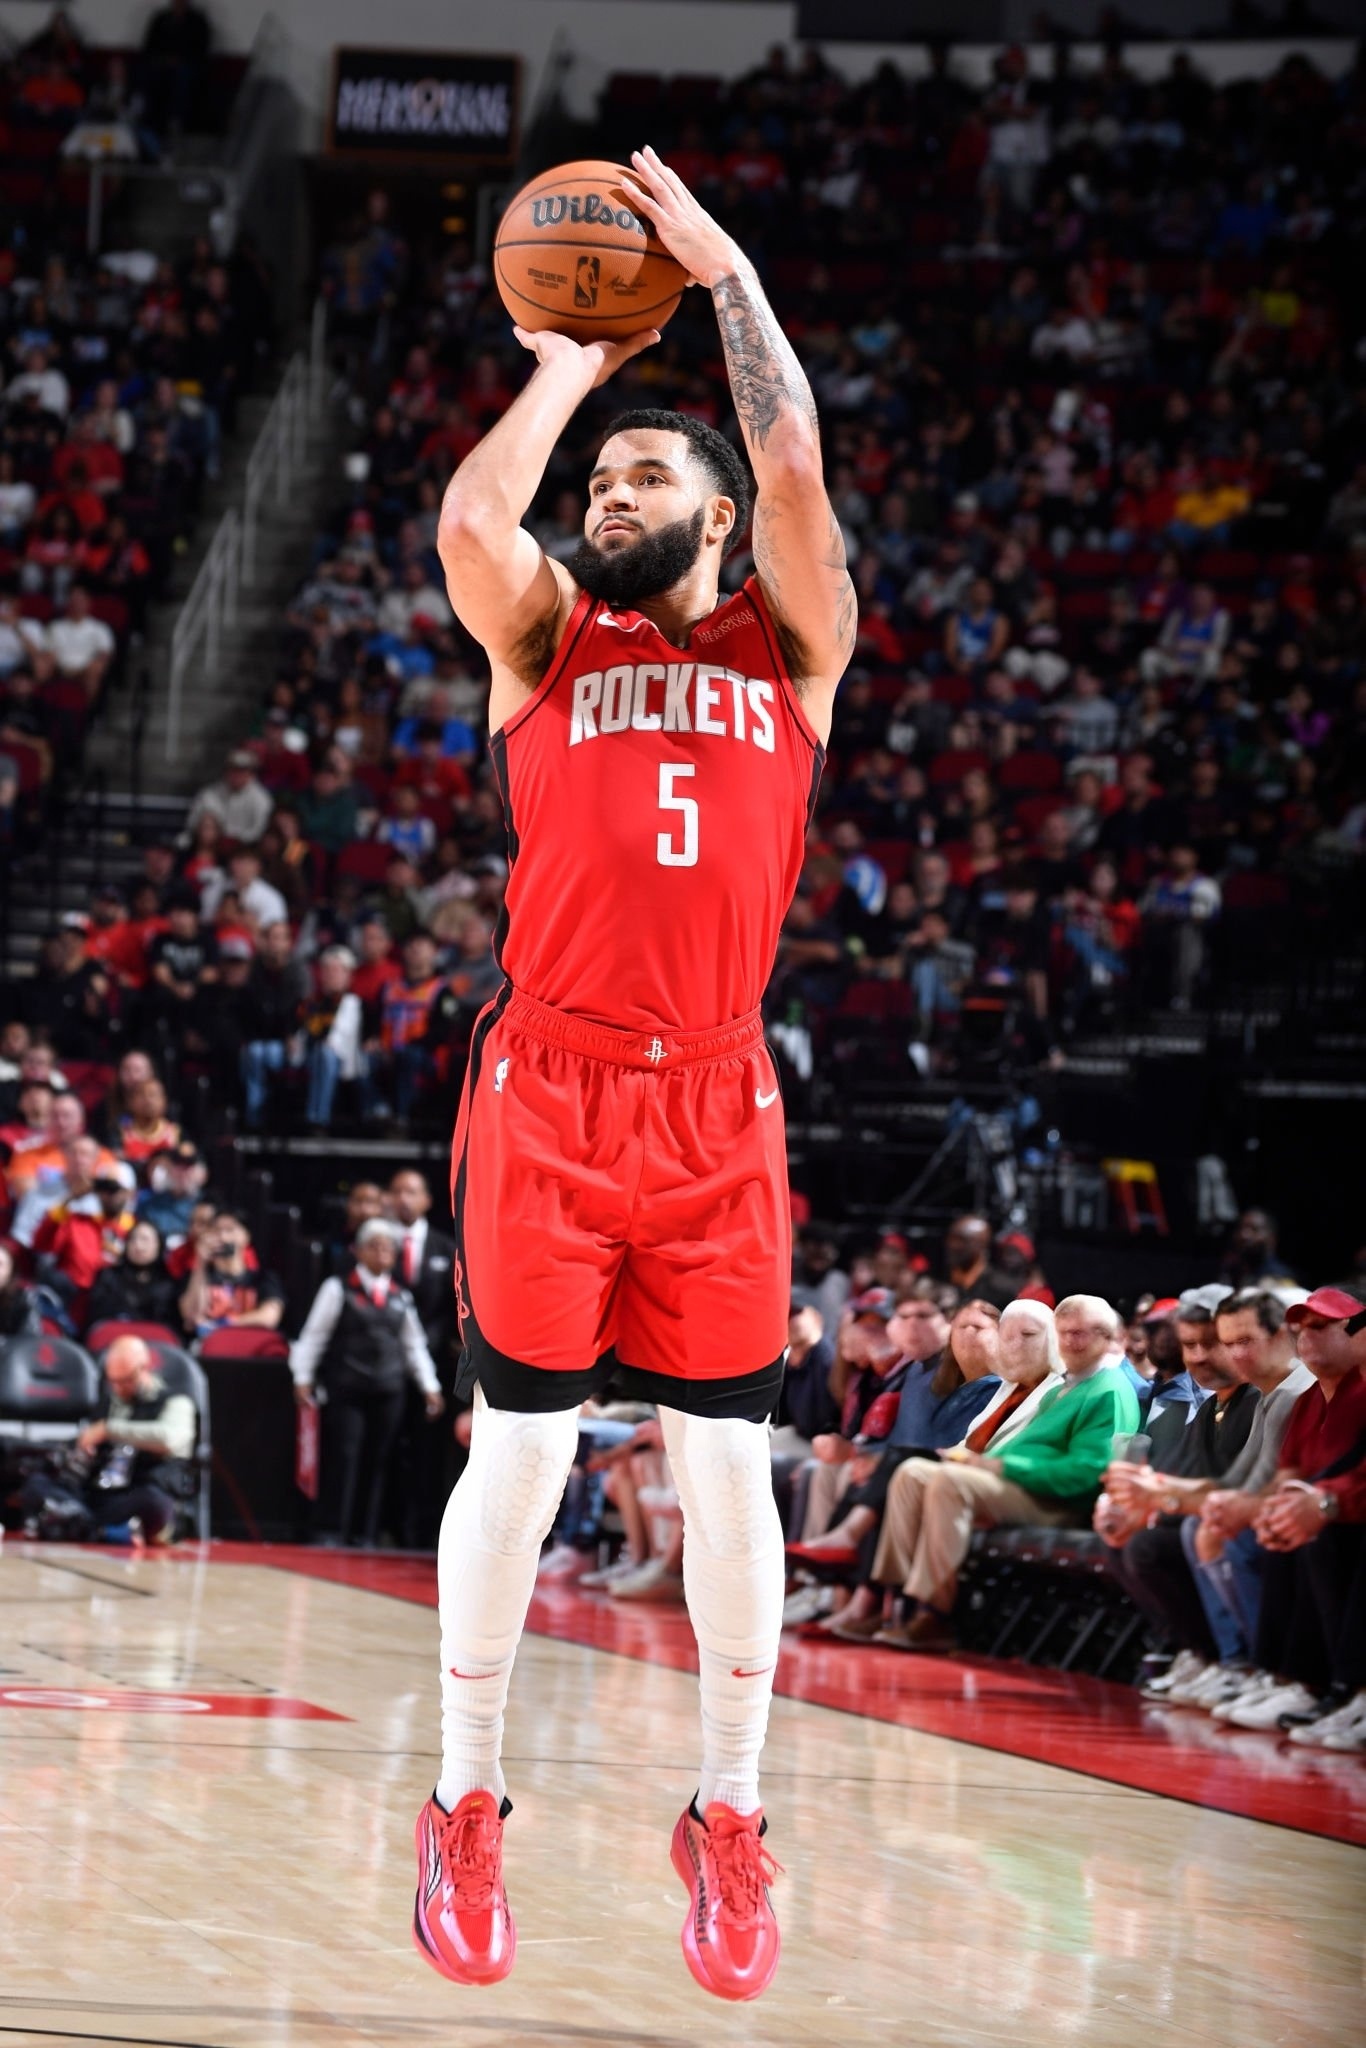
[413,148,854,2002]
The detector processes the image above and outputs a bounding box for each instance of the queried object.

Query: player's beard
[569,507,707,608]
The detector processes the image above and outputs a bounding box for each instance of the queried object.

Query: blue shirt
[882,1356,1001,1450]
[392,714,477,759]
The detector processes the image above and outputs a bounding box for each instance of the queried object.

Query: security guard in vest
[291,1218,445,1546]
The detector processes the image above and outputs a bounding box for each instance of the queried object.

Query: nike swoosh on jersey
[755,1086,780,1109]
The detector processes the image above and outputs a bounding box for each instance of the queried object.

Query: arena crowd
[1,31,1363,1751]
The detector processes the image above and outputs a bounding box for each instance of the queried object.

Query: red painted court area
[167,1543,1366,1849]
[0,1684,346,1719]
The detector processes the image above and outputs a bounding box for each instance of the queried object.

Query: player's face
[586,431,699,550]
[570,431,715,608]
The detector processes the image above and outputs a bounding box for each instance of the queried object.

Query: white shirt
[8,367,70,417]
[50,614,115,675]
[200,866,289,930]
[378,582,454,638]
[289,1271,439,1396]
[0,480,36,530]
[186,777,274,846]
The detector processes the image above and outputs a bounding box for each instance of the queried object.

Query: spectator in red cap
[1197,1288,1366,1744]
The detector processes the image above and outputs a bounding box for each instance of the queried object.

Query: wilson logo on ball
[530,192,646,235]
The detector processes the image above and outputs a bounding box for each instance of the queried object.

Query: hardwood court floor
[0,1543,1362,2048]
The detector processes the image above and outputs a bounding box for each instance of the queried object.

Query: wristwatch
[1316,1491,1340,1521]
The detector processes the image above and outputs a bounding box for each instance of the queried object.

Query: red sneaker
[671,1799,782,2001]
[412,1791,516,1985]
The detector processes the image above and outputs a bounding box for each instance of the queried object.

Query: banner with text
[329,48,519,162]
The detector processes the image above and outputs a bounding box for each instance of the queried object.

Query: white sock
[661,1408,785,1818]
[435,1392,580,1811]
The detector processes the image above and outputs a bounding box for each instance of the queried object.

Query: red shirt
[492,579,823,1032]
[53,441,124,494]
[352,957,400,1012]
[33,1205,134,1290]
[394,756,472,807]
[87,918,151,987]
[1277,1366,1366,1520]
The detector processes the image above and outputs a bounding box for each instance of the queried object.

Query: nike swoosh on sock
[731,1665,775,1679]
[448,1666,501,1680]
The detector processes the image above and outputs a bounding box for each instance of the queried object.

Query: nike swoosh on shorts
[755,1087,780,1108]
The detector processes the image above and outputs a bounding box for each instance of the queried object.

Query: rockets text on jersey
[487,578,825,1034]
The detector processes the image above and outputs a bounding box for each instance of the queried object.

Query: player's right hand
[513,325,660,390]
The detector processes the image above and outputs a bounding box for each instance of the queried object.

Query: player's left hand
[619,146,739,290]
[424,1389,446,1420]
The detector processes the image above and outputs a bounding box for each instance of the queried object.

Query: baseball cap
[849,1287,896,1322]
[997,1229,1036,1262]
[1285,1287,1365,1328]
[1176,1284,1233,1319]
[61,911,91,933]
[1142,1296,1181,1321]
[218,934,254,961]
[92,1173,125,1193]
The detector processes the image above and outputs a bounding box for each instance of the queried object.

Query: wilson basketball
[493,159,687,344]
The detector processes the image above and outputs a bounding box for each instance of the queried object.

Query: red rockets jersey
[488,577,825,1033]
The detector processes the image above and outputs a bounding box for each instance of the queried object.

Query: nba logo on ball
[494,1058,510,1094]
[574,256,600,309]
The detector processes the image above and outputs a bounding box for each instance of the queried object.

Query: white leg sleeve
[661,1408,786,1818]
[435,1390,580,1809]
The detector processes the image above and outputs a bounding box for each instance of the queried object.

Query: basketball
[493,158,687,344]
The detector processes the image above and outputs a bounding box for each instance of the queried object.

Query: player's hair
[601,409,752,556]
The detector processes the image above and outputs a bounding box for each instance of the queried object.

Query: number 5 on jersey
[657,763,698,868]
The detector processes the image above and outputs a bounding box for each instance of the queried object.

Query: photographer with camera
[179,1209,284,1343]
[14,1336,195,1545]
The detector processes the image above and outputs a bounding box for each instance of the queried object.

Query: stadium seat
[335,840,395,884]
[199,1328,290,1364]
[0,1335,99,1445]
[86,1320,184,1353]
[997,751,1063,794]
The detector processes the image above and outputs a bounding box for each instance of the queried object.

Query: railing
[80,11,295,261]
[164,301,328,764]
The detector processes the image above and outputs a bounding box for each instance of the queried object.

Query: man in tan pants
[872,1294,1140,1651]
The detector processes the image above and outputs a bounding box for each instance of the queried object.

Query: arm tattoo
[713,268,819,452]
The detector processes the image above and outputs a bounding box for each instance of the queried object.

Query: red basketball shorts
[449,986,790,1421]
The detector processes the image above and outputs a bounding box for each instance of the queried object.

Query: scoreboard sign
[329,48,519,162]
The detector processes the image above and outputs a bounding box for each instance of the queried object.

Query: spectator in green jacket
[297,754,360,856]
[870,1291,1140,1651]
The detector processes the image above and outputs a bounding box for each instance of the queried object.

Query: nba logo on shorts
[493,1057,510,1094]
